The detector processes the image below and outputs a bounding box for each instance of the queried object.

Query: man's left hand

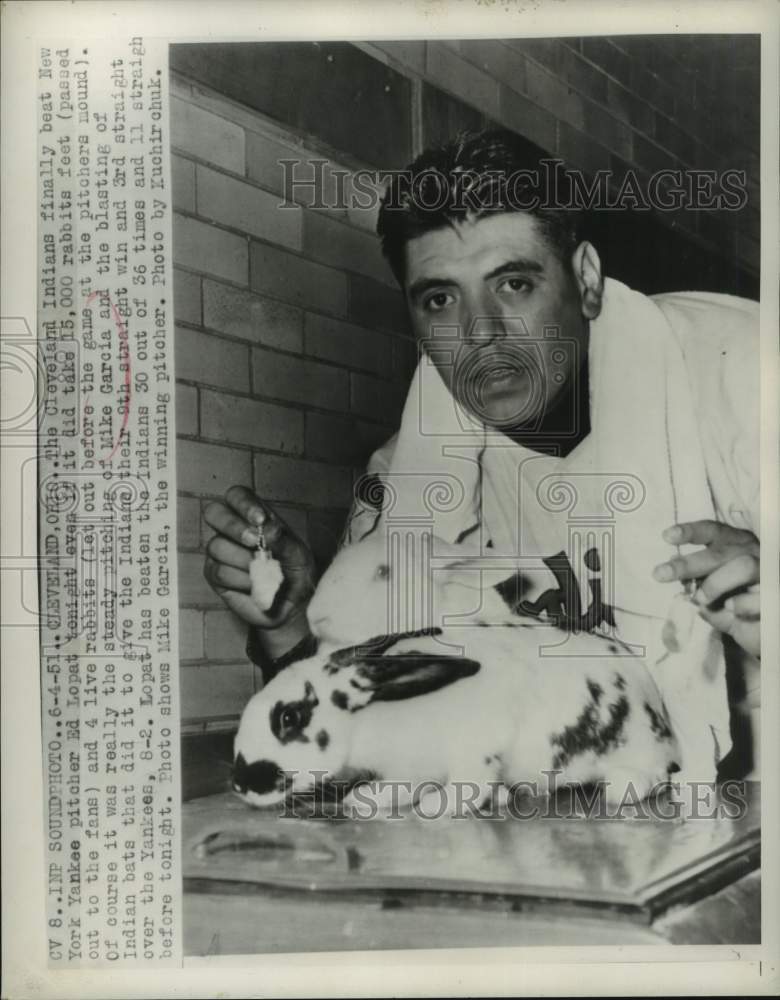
[653,520,760,659]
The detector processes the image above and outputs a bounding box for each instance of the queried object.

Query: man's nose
[462,295,508,345]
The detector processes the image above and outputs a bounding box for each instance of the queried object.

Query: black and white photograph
[173,34,762,953]
[2,1,779,996]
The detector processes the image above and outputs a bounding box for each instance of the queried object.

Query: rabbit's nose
[232,753,284,796]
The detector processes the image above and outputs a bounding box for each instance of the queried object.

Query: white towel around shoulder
[361,279,759,782]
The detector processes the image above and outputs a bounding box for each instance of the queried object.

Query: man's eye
[423,291,455,312]
[497,277,532,294]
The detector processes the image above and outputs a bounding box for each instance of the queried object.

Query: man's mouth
[455,348,546,426]
[480,363,530,392]
[485,365,523,380]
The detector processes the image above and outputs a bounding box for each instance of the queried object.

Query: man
[203,130,760,777]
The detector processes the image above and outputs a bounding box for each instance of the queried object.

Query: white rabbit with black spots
[233,624,681,815]
[306,525,523,646]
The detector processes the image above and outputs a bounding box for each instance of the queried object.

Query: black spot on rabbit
[331,689,350,710]
[586,679,603,704]
[550,680,630,770]
[493,570,532,613]
[270,681,319,744]
[643,701,673,741]
[316,729,330,750]
[232,753,285,796]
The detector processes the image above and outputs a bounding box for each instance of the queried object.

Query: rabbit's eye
[271,693,317,744]
[281,707,300,730]
[374,563,390,580]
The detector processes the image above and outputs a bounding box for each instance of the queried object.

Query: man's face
[403,212,590,432]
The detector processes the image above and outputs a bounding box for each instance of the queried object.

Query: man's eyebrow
[484,258,545,281]
[408,258,545,301]
[407,276,458,301]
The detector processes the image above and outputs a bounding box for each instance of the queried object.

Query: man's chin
[464,372,544,428]
[479,400,542,433]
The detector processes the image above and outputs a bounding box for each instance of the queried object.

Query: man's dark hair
[377,128,581,286]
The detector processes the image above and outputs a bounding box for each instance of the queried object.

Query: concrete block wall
[365,36,759,280]
[171,37,759,728]
[171,73,414,730]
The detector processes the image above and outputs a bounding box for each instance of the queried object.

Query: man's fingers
[201,486,316,631]
[205,535,254,572]
[698,605,738,637]
[204,557,301,627]
[204,488,292,550]
[224,485,266,523]
[224,485,292,548]
[698,604,761,659]
[216,589,275,628]
[724,591,761,621]
[662,520,720,545]
[224,484,285,532]
[204,555,252,593]
[653,547,728,583]
[663,520,755,547]
[203,500,263,548]
[655,521,760,584]
[663,520,758,546]
[696,553,760,606]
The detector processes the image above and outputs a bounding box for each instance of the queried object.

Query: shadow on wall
[171,38,759,298]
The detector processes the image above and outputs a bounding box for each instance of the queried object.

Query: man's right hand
[203,486,317,630]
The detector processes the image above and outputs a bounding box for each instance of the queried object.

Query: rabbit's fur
[234,623,680,812]
[307,527,518,646]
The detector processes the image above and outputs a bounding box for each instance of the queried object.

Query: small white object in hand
[250,537,284,611]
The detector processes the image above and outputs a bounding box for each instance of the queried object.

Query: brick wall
[170,72,415,729]
[171,37,759,729]
[366,36,759,287]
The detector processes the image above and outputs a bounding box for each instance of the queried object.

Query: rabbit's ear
[432,532,482,565]
[325,629,443,673]
[329,650,481,712]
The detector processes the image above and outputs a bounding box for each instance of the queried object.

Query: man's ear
[571,242,604,320]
